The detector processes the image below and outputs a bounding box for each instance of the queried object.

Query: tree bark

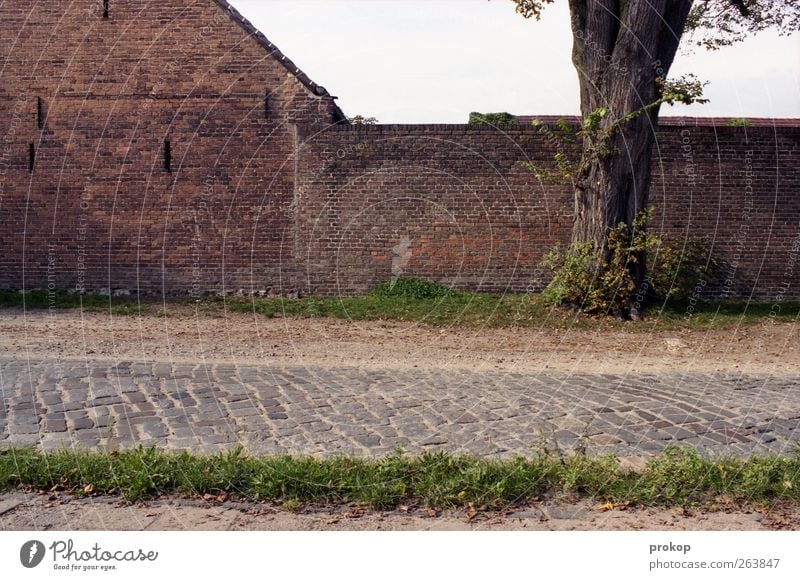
[568,0,693,317]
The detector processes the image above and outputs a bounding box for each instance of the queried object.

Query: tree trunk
[568,0,693,317]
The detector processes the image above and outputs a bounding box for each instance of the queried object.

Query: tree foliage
[468,112,519,126]
[511,0,800,45]
[686,0,800,49]
[348,115,379,125]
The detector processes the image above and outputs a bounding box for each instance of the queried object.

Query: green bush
[540,242,601,308]
[542,211,655,314]
[648,237,721,301]
[541,210,719,314]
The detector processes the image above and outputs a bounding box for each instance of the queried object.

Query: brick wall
[2,2,798,301]
[295,124,800,299]
[0,0,341,297]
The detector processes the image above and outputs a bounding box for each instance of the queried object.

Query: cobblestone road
[1,358,798,457]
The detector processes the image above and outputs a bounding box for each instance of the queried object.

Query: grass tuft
[370,277,455,300]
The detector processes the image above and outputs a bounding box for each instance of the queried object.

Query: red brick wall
[2,2,798,301]
[295,124,800,299]
[0,0,340,297]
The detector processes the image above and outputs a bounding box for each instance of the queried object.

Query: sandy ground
[0,307,797,375]
[2,493,798,531]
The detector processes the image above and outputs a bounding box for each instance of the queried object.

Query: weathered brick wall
[295,124,800,299]
[293,125,572,296]
[2,2,798,301]
[648,124,800,301]
[0,0,340,297]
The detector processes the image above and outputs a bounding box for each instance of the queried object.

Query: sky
[230,0,800,124]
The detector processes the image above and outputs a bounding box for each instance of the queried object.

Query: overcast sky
[230,0,800,123]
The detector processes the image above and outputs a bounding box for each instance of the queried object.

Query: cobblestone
[0,358,798,457]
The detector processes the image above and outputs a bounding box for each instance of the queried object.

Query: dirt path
[1,493,797,531]
[0,308,797,375]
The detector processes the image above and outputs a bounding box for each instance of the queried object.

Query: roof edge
[212,0,332,98]
[514,115,800,128]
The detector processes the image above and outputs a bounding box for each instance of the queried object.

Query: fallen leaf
[341,509,365,520]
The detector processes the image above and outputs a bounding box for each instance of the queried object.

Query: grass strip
[2,280,797,331]
[1,446,798,510]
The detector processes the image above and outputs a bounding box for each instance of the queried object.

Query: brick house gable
[0,0,346,296]
[212,0,346,122]
[212,1,325,97]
